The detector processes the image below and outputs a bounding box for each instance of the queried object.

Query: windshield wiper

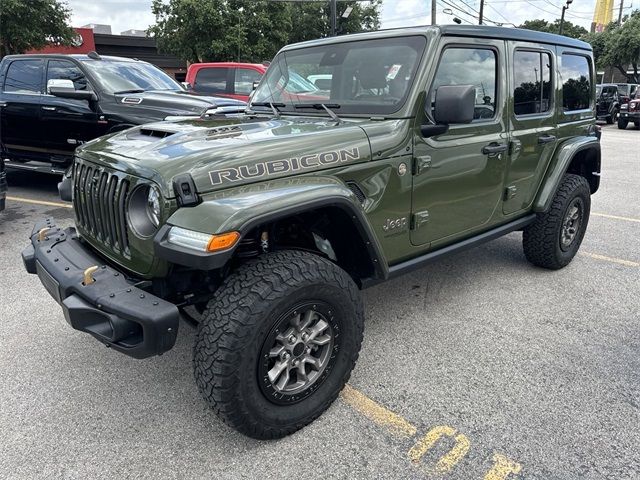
[114,89,145,95]
[250,102,285,118]
[294,103,341,123]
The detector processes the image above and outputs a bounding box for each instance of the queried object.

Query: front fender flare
[155,176,388,279]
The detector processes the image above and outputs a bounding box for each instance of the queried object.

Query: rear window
[4,59,43,94]
[194,67,229,94]
[560,54,592,112]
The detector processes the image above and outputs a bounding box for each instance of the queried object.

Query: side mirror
[421,85,476,137]
[48,79,97,101]
[181,81,191,90]
[252,80,260,91]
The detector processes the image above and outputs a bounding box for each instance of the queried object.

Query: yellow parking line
[484,453,523,480]
[408,425,471,472]
[592,212,640,224]
[6,196,72,209]
[581,252,640,267]
[340,384,417,437]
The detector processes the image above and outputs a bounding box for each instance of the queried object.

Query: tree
[518,18,588,39]
[583,10,640,83]
[150,0,382,64]
[0,0,75,57]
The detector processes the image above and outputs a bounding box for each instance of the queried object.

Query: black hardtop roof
[283,24,592,52]
[438,25,591,50]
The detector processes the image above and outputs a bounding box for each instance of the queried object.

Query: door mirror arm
[420,124,449,137]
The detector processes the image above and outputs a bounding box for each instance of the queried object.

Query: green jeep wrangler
[23,26,600,439]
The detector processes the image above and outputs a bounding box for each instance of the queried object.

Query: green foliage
[0,0,75,57]
[583,10,640,83]
[149,0,381,64]
[518,18,588,39]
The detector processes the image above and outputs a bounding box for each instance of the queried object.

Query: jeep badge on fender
[23,26,600,440]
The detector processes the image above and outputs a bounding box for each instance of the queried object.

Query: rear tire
[523,174,591,270]
[606,111,616,124]
[193,250,364,439]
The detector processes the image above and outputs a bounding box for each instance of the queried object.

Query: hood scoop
[139,128,174,139]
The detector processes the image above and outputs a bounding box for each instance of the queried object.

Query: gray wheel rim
[560,198,583,251]
[264,306,334,397]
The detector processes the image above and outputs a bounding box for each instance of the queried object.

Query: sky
[65,0,608,35]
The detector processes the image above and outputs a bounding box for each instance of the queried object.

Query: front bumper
[619,110,640,121]
[22,218,179,359]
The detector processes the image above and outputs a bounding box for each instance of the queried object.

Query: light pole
[559,0,573,36]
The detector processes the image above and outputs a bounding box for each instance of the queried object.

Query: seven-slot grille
[73,160,131,256]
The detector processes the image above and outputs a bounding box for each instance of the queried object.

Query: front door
[411,39,508,247]
[41,59,98,162]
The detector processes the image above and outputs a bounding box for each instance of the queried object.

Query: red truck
[185,62,267,101]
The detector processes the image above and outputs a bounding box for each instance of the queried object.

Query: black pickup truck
[0,52,245,173]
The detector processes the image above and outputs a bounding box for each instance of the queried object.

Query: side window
[513,51,552,116]
[194,67,228,94]
[4,59,44,94]
[560,54,591,111]
[46,60,88,91]
[234,68,262,95]
[431,47,497,121]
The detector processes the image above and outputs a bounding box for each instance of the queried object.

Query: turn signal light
[207,231,241,252]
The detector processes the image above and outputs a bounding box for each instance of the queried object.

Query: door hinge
[411,210,430,230]
[413,155,432,176]
[505,185,517,200]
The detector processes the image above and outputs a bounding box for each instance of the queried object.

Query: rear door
[193,66,232,97]
[41,59,98,159]
[503,44,557,214]
[0,58,45,159]
[411,38,509,247]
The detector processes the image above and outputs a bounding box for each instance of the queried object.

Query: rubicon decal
[209,147,361,185]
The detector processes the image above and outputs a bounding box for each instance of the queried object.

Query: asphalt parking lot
[1,124,638,480]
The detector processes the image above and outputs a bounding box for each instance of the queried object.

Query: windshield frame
[250,34,428,118]
[80,59,183,95]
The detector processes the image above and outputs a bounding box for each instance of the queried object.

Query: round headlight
[128,185,162,237]
[147,187,161,227]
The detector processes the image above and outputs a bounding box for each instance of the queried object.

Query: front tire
[523,174,591,270]
[618,117,629,129]
[193,250,364,439]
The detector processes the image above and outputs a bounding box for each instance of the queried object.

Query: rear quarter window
[560,54,592,112]
[194,67,229,94]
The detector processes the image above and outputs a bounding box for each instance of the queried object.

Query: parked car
[595,84,621,124]
[24,25,600,439]
[186,62,267,101]
[0,52,246,173]
[616,83,638,103]
[618,87,640,129]
[0,158,6,212]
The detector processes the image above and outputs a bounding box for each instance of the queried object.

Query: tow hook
[82,266,99,286]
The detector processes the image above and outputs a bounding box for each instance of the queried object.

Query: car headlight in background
[167,227,240,252]
[128,184,162,237]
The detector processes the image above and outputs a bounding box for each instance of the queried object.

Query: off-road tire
[606,109,617,124]
[634,121,640,129]
[618,117,629,129]
[193,250,364,439]
[523,174,591,270]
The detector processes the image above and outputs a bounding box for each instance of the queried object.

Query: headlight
[128,184,162,237]
[167,226,240,252]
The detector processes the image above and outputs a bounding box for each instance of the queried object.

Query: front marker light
[167,227,240,252]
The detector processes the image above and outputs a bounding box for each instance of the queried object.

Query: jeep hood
[77,116,373,197]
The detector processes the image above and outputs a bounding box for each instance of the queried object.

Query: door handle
[482,143,508,155]
[41,106,56,111]
[538,134,557,144]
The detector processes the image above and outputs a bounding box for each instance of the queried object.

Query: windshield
[81,60,182,94]
[251,35,427,115]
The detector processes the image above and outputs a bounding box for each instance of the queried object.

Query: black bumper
[22,218,179,359]
[620,111,640,121]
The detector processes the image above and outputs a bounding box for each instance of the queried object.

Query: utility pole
[618,0,624,24]
[431,0,437,25]
[479,0,484,25]
[559,0,573,36]
[330,0,337,36]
